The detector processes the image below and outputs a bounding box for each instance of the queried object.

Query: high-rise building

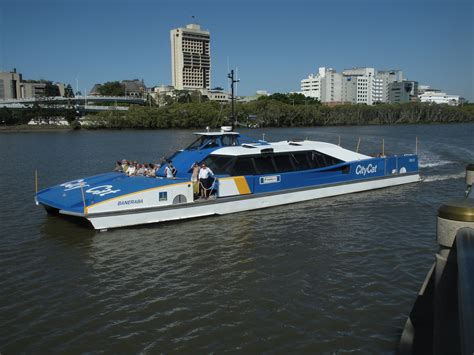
[388,80,418,103]
[300,67,342,103]
[170,24,211,90]
[0,69,21,99]
[341,68,403,105]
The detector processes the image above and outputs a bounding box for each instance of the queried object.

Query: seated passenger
[136,164,146,176]
[147,163,157,177]
[114,161,123,172]
[127,162,137,176]
[121,159,130,174]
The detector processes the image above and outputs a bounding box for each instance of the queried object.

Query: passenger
[127,162,136,176]
[164,160,177,179]
[114,161,123,172]
[198,162,214,198]
[191,162,200,196]
[121,159,129,173]
[147,163,157,177]
[136,164,146,176]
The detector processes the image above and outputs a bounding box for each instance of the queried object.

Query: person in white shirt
[198,163,214,198]
[164,161,177,179]
[127,162,136,176]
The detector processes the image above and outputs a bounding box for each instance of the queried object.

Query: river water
[0,124,472,353]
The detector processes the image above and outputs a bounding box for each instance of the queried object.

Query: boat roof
[193,131,240,136]
[211,140,371,162]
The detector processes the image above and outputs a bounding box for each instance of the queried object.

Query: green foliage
[97,81,126,96]
[44,82,60,97]
[83,100,473,129]
[259,92,321,105]
[64,84,75,98]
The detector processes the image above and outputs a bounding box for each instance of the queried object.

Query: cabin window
[254,156,276,174]
[185,136,206,150]
[273,154,295,172]
[291,152,311,170]
[308,151,342,168]
[231,157,257,175]
[221,135,239,146]
[202,155,235,174]
[203,137,219,149]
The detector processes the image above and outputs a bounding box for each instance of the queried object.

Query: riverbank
[83,101,474,129]
[1,101,473,131]
[0,125,72,133]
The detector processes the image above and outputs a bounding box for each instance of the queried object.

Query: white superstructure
[213,140,371,162]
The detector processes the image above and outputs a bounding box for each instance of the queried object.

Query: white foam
[423,172,464,182]
[419,160,454,168]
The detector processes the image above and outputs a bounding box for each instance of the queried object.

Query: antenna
[228,69,239,129]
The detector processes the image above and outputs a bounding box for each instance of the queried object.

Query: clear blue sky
[1,0,472,100]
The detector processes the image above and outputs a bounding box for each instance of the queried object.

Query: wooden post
[382,138,385,157]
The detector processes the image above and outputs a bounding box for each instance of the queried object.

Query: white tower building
[170,24,211,90]
[300,67,342,103]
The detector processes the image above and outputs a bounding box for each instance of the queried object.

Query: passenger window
[232,157,256,175]
[291,152,311,170]
[204,138,219,148]
[221,135,238,146]
[273,154,295,172]
[254,156,276,174]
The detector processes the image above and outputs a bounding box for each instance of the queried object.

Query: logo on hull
[355,164,377,176]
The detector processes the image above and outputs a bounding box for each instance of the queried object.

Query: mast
[227,69,239,129]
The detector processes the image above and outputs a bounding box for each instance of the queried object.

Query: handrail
[456,228,474,354]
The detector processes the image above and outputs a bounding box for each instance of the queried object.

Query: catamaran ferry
[35,129,420,230]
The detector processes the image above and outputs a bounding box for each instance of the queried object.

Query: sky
[0,0,473,100]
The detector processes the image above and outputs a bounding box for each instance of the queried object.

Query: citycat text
[355,164,378,176]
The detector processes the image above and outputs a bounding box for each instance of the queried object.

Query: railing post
[436,198,474,354]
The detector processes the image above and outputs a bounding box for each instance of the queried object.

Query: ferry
[35,129,421,230]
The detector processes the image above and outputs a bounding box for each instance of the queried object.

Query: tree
[97,81,126,96]
[64,84,75,98]
[44,82,60,97]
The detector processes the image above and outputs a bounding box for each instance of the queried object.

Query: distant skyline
[1,0,472,100]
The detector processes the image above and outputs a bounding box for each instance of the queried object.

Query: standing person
[198,162,214,199]
[191,162,200,196]
[164,160,177,179]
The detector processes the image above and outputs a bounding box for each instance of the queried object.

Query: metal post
[35,170,38,194]
[338,135,341,146]
[356,137,361,153]
[382,138,385,157]
[79,182,87,215]
[416,136,418,155]
[228,69,239,129]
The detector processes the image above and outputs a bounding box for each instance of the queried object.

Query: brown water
[0,124,472,353]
